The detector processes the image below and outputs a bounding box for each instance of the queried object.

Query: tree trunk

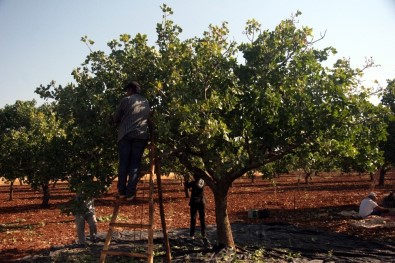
[213,186,235,249]
[9,180,14,201]
[304,172,311,184]
[378,166,386,186]
[369,172,374,181]
[41,183,50,208]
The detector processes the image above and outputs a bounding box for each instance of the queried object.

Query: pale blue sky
[1,0,394,107]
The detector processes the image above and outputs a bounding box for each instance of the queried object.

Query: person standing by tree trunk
[111,81,151,201]
[185,177,209,246]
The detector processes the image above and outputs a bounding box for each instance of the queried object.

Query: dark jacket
[186,179,205,206]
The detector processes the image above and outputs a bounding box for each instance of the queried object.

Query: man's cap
[368,192,377,198]
[123,81,141,93]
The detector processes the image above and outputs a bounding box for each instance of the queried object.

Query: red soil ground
[1,172,395,262]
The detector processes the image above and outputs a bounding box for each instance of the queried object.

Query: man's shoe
[126,195,135,201]
[74,243,86,248]
[203,237,211,247]
[115,193,126,199]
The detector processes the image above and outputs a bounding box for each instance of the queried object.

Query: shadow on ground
[12,223,395,263]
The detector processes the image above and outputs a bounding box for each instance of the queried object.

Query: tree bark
[52,179,58,188]
[213,186,235,249]
[378,166,386,186]
[9,180,14,201]
[369,172,374,181]
[304,172,311,184]
[41,183,50,208]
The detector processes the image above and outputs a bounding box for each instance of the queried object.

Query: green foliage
[380,79,395,169]
[29,5,388,247]
[0,101,37,184]
[251,248,265,262]
[259,156,292,179]
[0,101,68,205]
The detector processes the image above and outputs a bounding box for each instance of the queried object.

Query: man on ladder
[101,81,159,263]
[110,81,152,201]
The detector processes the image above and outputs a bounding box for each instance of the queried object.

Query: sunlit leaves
[0,101,68,205]
[26,6,389,242]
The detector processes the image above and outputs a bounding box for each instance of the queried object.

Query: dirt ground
[1,172,395,262]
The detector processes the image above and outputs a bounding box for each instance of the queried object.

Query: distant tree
[0,101,67,206]
[378,79,395,185]
[23,103,68,207]
[0,101,35,200]
[259,155,293,180]
[293,98,387,183]
[339,101,387,177]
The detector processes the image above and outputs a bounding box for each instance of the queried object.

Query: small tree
[0,101,67,206]
[0,101,33,200]
[24,104,68,207]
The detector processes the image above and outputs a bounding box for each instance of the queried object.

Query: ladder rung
[110,222,152,229]
[101,250,149,258]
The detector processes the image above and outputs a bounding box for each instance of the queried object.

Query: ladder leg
[99,141,165,262]
[147,171,154,263]
[156,159,172,262]
[100,201,121,263]
[147,144,155,263]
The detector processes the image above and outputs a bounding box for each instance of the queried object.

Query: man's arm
[185,181,194,188]
[373,205,389,213]
[111,98,126,124]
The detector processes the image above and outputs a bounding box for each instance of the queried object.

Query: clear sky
[1,0,395,108]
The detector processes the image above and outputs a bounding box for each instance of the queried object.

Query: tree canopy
[30,5,388,247]
[0,101,67,206]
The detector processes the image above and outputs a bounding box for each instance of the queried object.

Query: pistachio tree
[0,101,66,206]
[35,34,159,206]
[0,101,35,200]
[154,9,386,247]
[35,6,387,248]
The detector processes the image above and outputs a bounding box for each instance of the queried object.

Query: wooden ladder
[100,148,156,263]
